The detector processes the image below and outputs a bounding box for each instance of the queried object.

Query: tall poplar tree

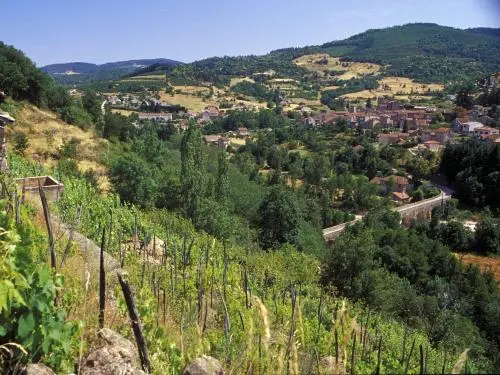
[180,121,206,221]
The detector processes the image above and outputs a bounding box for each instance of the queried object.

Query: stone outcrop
[182,355,224,375]
[80,328,146,375]
[20,363,55,375]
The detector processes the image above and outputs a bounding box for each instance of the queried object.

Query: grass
[378,77,444,95]
[229,77,255,86]
[7,104,109,189]
[454,253,500,281]
[111,109,137,116]
[293,54,382,80]
[340,76,444,100]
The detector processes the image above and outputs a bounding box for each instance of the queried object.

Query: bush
[12,132,29,155]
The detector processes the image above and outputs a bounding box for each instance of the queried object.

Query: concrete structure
[14,176,64,202]
[323,192,452,241]
[0,111,15,170]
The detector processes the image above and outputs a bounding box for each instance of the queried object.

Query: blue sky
[1,0,499,66]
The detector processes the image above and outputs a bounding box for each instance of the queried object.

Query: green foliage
[109,153,158,207]
[180,122,207,222]
[0,191,74,371]
[322,209,500,371]
[0,42,50,106]
[231,81,274,101]
[12,131,29,155]
[441,139,500,211]
[321,23,500,82]
[258,186,301,249]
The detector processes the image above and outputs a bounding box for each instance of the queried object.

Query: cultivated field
[340,76,444,101]
[111,109,137,116]
[293,54,382,80]
[378,77,444,95]
[229,77,255,86]
[455,253,500,281]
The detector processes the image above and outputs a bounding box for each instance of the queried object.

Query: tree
[82,90,102,125]
[475,217,500,255]
[258,186,301,249]
[455,90,473,110]
[180,122,207,222]
[109,154,157,207]
[12,132,29,155]
[215,150,229,203]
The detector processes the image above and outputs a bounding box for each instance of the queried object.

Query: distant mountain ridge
[42,58,183,84]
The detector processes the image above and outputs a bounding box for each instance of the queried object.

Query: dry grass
[294,54,382,80]
[378,77,443,95]
[454,253,500,281]
[111,109,137,116]
[173,85,211,94]
[8,104,109,189]
[229,77,255,86]
[228,137,246,146]
[127,74,165,81]
[340,76,444,100]
[341,90,378,99]
[159,91,217,113]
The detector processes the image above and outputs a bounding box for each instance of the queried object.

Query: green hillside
[129,23,500,86]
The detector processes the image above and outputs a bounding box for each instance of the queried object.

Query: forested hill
[318,23,500,82]
[41,58,183,84]
[131,23,500,85]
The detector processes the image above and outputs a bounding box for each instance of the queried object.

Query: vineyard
[0,154,476,374]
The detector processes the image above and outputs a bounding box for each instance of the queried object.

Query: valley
[1,20,500,375]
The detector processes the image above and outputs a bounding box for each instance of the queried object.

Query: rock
[20,363,55,375]
[183,355,224,375]
[81,328,146,375]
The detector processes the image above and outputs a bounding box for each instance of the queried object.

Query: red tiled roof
[392,191,410,201]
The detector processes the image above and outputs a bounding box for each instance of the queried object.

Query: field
[340,76,444,100]
[455,253,500,281]
[293,54,382,79]
[111,109,137,116]
[378,77,444,95]
[7,104,109,189]
[125,74,165,81]
[229,77,255,86]
[160,90,217,113]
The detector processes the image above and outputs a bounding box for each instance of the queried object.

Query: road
[323,191,452,240]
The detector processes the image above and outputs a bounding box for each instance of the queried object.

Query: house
[203,135,221,146]
[392,191,410,202]
[370,175,410,194]
[423,140,442,152]
[0,111,15,170]
[377,132,409,145]
[421,128,452,144]
[481,134,500,143]
[473,126,499,137]
[237,127,249,137]
[138,112,173,122]
[201,106,220,122]
[217,137,231,149]
[203,135,231,149]
[452,117,484,134]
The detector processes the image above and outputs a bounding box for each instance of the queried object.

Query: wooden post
[350,332,357,375]
[98,227,106,329]
[118,272,152,373]
[419,344,424,375]
[404,338,415,375]
[39,183,56,269]
[375,336,382,375]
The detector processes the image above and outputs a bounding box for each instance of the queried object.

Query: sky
[1,0,500,66]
